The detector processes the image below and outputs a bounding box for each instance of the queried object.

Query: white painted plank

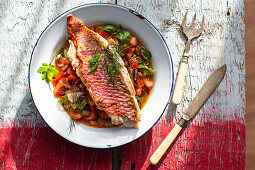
[0,0,114,125]
[0,0,245,125]
[117,0,245,124]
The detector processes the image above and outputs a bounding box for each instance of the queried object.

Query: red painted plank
[120,120,245,169]
[0,121,111,170]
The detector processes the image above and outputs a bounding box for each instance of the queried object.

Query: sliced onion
[56,64,64,67]
[67,92,84,103]
[136,88,143,96]
[64,49,69,58]
[134,69,138,81]
[128,67,134,80]
[61,64,68,71]
[143,77,154,88]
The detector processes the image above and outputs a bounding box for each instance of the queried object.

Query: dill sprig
[95,40,123,85]
[71,88,87,112]
[114,43,129,55]
[58,84,88,134]
[58,94,77,134]
[102,47,122,85]
[68,112,76,135]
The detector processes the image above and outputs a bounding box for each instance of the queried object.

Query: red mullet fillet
[66,14,140,127]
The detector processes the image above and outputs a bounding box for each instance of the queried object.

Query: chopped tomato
[53,70,66,82]
[130,36,138,46]
[71,112,83,119]
[98,30,109,38]
[66,75,78,85]
[130,59,138,69]
[51,78,58,86]
[123,45,131,54]
[53,79,64,96]
[58,58,67,65]
[62,78,72,89]
[125,47,135,54]
[66,66,76,76]
[137,77,144,88]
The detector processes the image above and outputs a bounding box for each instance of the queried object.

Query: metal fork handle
[171,56,188,105]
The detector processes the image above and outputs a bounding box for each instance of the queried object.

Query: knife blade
[182,64,226,121]
[150,64,226,165]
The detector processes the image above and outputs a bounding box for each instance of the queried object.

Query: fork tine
[182,12,188,27]
[191,13,196,26]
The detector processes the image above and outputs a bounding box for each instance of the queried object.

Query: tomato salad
[43,24,154,129]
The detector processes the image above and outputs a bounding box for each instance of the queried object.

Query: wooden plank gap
[112,147,122,170]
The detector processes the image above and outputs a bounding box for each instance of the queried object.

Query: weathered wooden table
[0,0,245,169]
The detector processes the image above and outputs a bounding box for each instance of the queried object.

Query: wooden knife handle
[171,58,188,105]
[150,124,182,165]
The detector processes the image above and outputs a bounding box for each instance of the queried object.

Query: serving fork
[171,12,204,105]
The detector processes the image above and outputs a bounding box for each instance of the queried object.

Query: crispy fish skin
[67,14,140,127]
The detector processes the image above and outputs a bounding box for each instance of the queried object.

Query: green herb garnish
[117,30,131,44]
[61,86,68,90]
[142,48,152,61]
[99,25,117,33]
[96,40,122,85]
[137,57,149,66]
[138,64,154,75]
[105,47,122,85]
[99,25,131,44]
[59,94,68,105]
[76,99,87,110]
[68,112,76,135]
[88,54,101,73]
[114,44,127,55]
[136,96,142,104]
[37,63,58,83]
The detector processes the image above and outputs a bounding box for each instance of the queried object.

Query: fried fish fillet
[66,14,140,127]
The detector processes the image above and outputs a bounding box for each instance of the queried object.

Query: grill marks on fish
[67,14,140,126]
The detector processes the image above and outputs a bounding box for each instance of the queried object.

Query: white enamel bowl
[29,3,174,148]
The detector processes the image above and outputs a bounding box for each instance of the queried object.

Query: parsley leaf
[37,63,58,83]
[138,64,155,75]
[88,54,101,73]
[99,25,117,33]
[117,30,131,44]
[142,48,151,60]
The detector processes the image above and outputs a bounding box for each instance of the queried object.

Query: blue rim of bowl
[28,3,174,149]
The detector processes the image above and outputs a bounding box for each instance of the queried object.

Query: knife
[150,64,226,165]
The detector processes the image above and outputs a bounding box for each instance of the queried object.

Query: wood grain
[245,0,255,169]
[118,0,245,169]
[118,0,245,124]
[0,0,246,169]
